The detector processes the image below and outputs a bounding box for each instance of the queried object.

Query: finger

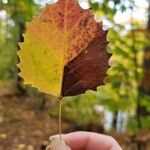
[61,131,122,150]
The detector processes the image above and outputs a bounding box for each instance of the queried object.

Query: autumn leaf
[17,0,110,97]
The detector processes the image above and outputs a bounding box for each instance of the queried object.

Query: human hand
[47,131,122,150]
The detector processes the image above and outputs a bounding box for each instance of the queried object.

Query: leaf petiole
[58,96,63,140]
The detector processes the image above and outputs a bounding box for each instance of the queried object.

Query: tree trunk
[140,0,150,93]
[137,0,150,129]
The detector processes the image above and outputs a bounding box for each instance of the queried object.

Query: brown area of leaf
[62,31,110,96]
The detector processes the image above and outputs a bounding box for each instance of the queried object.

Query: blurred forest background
[0,0,150,150]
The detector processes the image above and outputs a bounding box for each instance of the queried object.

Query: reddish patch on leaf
[62,31,111,96]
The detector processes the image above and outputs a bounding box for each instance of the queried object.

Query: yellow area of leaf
[18,18,65,96]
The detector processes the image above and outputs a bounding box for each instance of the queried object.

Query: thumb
[46,135,71,150]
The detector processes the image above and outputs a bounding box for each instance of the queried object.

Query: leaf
[17,0,110,97]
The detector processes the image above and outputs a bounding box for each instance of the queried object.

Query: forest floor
[0,83,150,150]
[0,95,72,150]
[0,82,72,150]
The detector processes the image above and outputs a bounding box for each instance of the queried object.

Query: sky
[114,0,148,24]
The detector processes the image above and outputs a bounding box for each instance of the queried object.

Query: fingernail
[46,139,72,150]
[49,134,65,142]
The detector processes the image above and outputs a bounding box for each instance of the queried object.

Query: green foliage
[141,95,150,112]
[0,0,39,79]
[128,118,139,135]
[91,0,129,18]
[62,91,100,126]
[141,116,150,128]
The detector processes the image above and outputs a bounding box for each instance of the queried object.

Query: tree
[0,0,39,94]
